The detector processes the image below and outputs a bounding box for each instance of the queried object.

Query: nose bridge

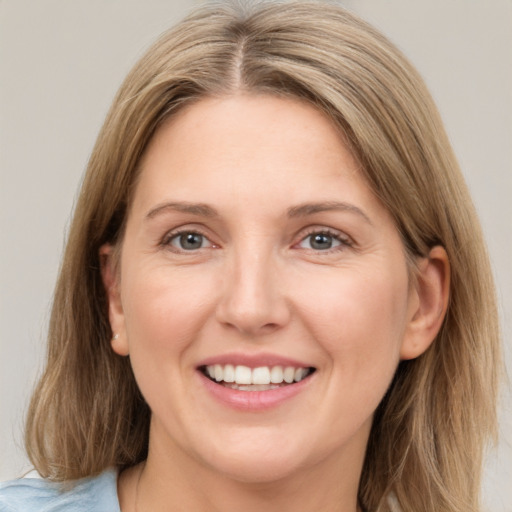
[216,237,289,335]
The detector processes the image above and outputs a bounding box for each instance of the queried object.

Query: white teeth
[252,367,271,385]
[223,364,235,383]
[294,368,308,382]
[283,366,295,383]
[204,364,312,386]
[225,383,280,391]
[234,365,252,384]
[270,366,284,384]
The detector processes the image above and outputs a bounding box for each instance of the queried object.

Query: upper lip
[197,352,314,369]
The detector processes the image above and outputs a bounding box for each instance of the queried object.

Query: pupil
[180,233,202,250]
[311,233,332,250]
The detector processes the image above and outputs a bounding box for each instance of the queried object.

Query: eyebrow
[145,200,372,225]
[145,201,219,220]
[287,201,373,225]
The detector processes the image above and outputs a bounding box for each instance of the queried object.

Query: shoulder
[0,468,120,512]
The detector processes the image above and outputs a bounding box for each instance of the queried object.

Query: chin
[210,452,306,485]
[193,428,314,484]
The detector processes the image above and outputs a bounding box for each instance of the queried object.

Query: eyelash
[161,228,213,252]
[160,227,353,254]
[296,228,353,253]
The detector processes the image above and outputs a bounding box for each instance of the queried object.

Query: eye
[297,231,347,251]
[166,231,213,251]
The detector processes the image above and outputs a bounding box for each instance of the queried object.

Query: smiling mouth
[200,364,316,391]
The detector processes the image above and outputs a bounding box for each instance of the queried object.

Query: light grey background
[1,1,511,510]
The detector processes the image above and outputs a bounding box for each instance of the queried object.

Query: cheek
[119,265,220,420]
[298,265,410,382]
[120,265,217,367]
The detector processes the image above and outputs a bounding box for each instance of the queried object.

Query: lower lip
[198,371,313,411]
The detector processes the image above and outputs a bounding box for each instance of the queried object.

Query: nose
[215,246,291,337]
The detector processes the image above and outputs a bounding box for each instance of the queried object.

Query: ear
[99,243,129,356]
[400,246,450,360]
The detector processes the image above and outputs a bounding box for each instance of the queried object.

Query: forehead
[129,94,387,225]
[144,94,352,165]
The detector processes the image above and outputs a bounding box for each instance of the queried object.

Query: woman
[0,1,501,511]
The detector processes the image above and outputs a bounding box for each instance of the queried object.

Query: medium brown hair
[25,2,501,511]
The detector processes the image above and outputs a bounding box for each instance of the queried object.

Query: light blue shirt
[0,468,120,511]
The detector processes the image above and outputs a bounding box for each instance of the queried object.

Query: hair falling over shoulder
[25,2,502,511]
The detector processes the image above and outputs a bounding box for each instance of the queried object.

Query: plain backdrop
[1,1,511,510]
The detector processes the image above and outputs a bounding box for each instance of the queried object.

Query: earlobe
[400,246,450,360]
[99,243,129,356]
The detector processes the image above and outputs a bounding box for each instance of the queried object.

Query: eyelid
[160,225,217,252]
[293,226,354,251]
[158,224,353,254]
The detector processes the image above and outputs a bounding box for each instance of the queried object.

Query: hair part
[25,2,501,511]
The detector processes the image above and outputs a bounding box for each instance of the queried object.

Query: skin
[101,95,449,512]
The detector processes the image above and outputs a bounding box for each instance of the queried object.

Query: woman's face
[106,95,423,482]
